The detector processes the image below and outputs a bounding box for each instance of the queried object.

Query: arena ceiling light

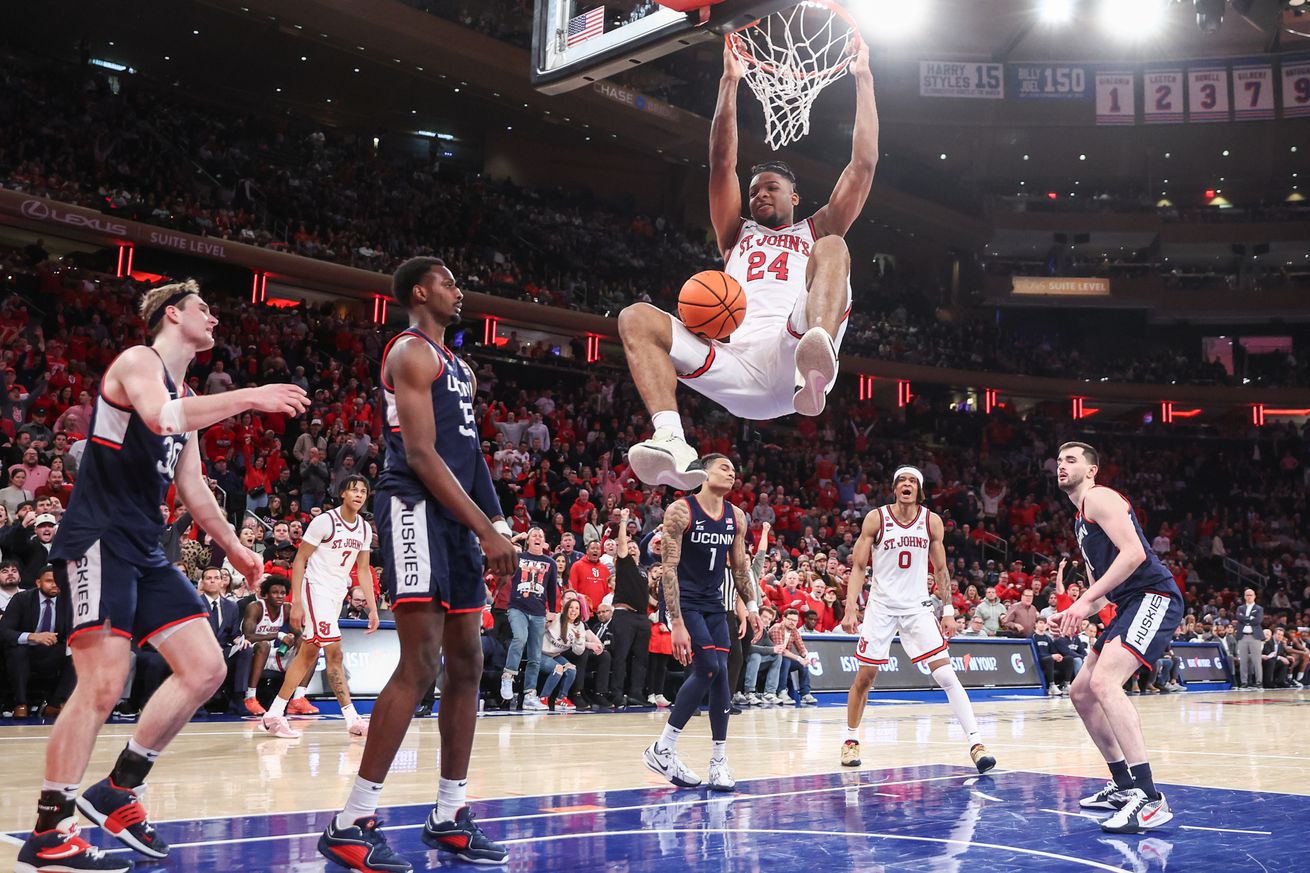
[856,0,931,39]
[1099,0,1170,39]
[1039,0,1076,24]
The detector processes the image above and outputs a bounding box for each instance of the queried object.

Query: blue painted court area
[10,765,1300,872]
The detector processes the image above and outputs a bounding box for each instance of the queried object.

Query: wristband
[492,518,512,538]
[941,605,955,618]
[746,600,759,614]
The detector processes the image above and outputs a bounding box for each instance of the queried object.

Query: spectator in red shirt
[770,570,807,613]
[569,489,595,535]
[567,539,611,611]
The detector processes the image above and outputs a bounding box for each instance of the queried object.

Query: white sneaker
[347,718,368,738]
[1080,780,1135,810]
[260,714,302,739]
[500,676,514,700]
[746,693,761,706]
[653,694,671,707]
[800,694,819,706]
[627,428,707,490]
[1101,788,1173,833]
[732,692,748,706]
[522,696,549,711]
[643,741,702,788]
[792,327,838,417]
[762,693,780,705]
[707,759,736,792]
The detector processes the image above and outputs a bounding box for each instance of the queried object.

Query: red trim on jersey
[90,436,123,450]
[887,505,924,530]
[304,580,321,638]
[806,217,818,240]
[911,641,950,663]
[1079,485,1132,525]
[139,613,208,645]
[69,625,134,645]
[840,305,851,324]
[1112,639,1152,669]
[99,393,133,413]
[863,657,890,665]
[379,330,445,392]
[678,344,716,380]
[392,595,437,605]
[785,319,804,340]
[336,510,362,532]
[439,602,484,614]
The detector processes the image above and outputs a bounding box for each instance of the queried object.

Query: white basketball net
[729,1,857,150]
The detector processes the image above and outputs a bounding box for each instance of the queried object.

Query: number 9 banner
[1281,54,1310,118]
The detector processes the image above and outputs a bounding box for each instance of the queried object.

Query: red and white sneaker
[16,817,131,872]
[243,697,266,717]
[557,698,576,712]
[77,778,169,858]
[287,697,320,715]
[261,714,303,739]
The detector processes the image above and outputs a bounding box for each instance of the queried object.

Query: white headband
[892,466,924,488]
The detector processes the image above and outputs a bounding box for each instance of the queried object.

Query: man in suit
[1262,626,1292,689]
[1234,588,1265,690]
[195,567,249,711]
[0,565,73,717]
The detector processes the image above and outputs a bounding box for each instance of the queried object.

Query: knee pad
[931,664,961,691]
[692,652,717,680]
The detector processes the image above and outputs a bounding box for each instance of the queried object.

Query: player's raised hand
[231,546,263,587]
[722,38,745,81]
[481,529,518,579]
[849,39,870,79]
[246,383,311,416]
[289,600,305,634]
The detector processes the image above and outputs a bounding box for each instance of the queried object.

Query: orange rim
[727,0,859,80]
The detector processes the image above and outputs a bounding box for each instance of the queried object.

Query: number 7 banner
[1281,54,1310,118]
[1095,69,1135,125]
[1187,64,1230,123]
[1143,67,1184,124]
[1233,60,1274,121]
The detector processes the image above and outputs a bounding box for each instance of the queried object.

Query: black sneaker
[422,806,508,865]
[76,778,168,859]
[318,815,411,872]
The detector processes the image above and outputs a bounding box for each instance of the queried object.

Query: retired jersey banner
[1009,63,1090,100]
[1095,70,1136,124]
[1143,67,1185,123]
[1281,54,1310,118]
[919,60,1004,99]
[1232,60,1275,120]
[1187,64,1230,122]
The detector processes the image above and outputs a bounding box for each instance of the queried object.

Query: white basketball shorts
[854,609,949,667]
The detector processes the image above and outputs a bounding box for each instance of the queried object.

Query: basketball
[677,270,746,341]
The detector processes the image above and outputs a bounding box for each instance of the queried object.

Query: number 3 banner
[1232,60,1274,121]
[1187,64,1230,122]
[1143,67,1185,124]
[1281,53,1310,118]
[1095,69,1135,125]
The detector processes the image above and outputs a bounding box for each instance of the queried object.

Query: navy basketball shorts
[682,608,731,660]
[55,542,207,645]
[377,490,486,613]
[1094,589,1184,667]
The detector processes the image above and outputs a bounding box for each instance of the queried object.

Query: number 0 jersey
[51,349,192,566]
[866,505,934,615]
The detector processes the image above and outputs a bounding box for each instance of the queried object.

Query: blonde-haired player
[260,475,380,739]
[621,41,878,490]
[840,466,996,774]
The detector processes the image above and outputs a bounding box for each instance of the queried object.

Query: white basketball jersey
[867,505,934,614]
[723,217,819,348]
[254,598,285,638]
[302,509,371,597]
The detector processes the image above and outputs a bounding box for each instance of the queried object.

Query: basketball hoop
[727,0,859,150]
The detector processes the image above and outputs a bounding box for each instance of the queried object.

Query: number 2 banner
[1232,61,1274,121]
[1143,67,1185,124]
[1281,54,1310,118]
[1187,64,1230,122]
[1095,70,1135,125]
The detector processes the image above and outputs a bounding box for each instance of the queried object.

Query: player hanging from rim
[644,454,762,792]
[622,39,878,490]
[840,466,996,774]
[318,257,518,873]
[260,475,381,740]
[16,280,308,872]
[1053,442,1183,834]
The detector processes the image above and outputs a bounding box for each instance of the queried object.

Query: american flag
[566,6,605,47]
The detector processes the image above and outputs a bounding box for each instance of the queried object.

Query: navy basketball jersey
[1074,487,1179,606]
[51,349,192,565]
[378,327,481,517]
[677,496,738,613]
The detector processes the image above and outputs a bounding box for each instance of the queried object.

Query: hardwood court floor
[0,687,1305,871]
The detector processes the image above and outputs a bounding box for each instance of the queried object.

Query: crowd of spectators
[1,246,1308,716]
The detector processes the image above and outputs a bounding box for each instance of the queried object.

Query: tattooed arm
[731,505,763,641]
[661,498,693,665]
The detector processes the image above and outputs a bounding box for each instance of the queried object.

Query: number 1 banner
[1281,53,1310,118]
[1187,64,1230,122]
[1095,69,1135,125]
[1232,60,1274,120]
[1143,67,1185,124]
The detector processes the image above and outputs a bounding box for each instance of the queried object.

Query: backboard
[531,0,796,95]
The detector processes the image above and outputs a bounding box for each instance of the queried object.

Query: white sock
[292,687,308,700]
[711,740,727,764]
[245,687,256,699]
[336,776,385,829]
[267,696,289,718]
[844,726,860,743]
[658,722,682,750]
[931,664,981,745]
[436,777,468,823]
[126,738,161,762]
[41,780,78,801]
[651,411,685,441]
[341,704,358,723]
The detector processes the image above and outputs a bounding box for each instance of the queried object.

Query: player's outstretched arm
[174,438,261,582]
[355,550,380,633]
[710,40,746,255]
[389,339,516,578]
[841,509,880,633]
[810,41,878,239]
[107,347,308,436]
